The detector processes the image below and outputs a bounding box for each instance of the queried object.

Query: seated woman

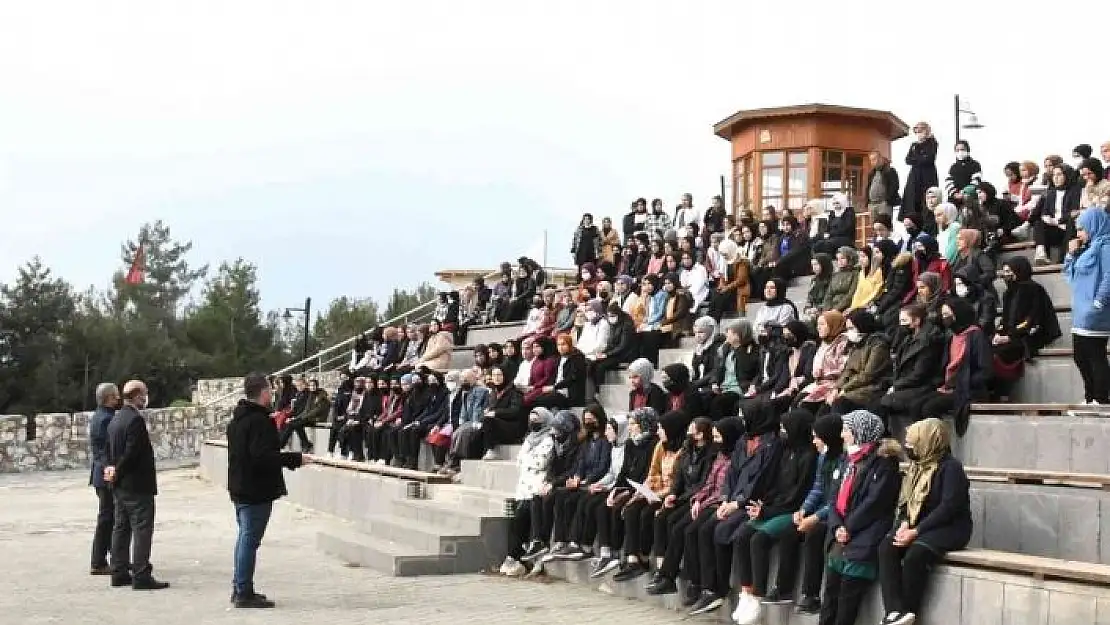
[575,263,601,304]
[708,239,751,320]
[625,357,668,414]
[796,311,850,413]
[873,251,915,330]
[392,372,433,469]
[519,411,582,564]
[731,409,818,624]
[500,408,556,577]
[749,218,781,301]
[849,244,885,312]
[643,417,716,595]
[530,333,588,410]
[690,316,726,401]
[522,338,559,407]
[612,409,686,582]
[708,319,761,420]
[576,298,610,362]
[521,295,558,346]
[911,233,952,292]
[819,411,902,625]
[950,228,996,296]
[586,409,660,576]
[553,291,577,335]
[739,320,816,422]
[822,246,860,313]
[877,304,945,433]
[472,344,492,379]
[772,215,812,281]
[439,369,491,475]
[802,253,834,322]
[478,366,525,461]
[495,341,521,383]
[659,363,703,418]
[586,303,638,393]
[659,272,693,346]
[812,194,856,255]
[415,319,454,373]
[879,418,972,625]
[752,278,798,337]
[919,299,991,436]
[368,375,404,465]
[679,250,711,313]
[992,257,1061,400]
[953,268,997,338]
[773,413,844,615]
[394,324,425,373]
[827,310,892,414]
[635,274,670,365]
[542,406,613,561]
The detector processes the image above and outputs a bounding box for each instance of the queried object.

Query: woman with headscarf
[950,228,996,295]
[599,216,621,265]
[685,416,777,616]
[953,268,997,338]
[1031,165,1082,265]
[708,238,752,320]
[911,232,952,293]
[903,122,940,232]
[802,253,835,321]
[478,366,525,460]
[690,316,726,400]
[932,202,961,264]
[752,277,798,339]
[877,303,946,434]
[914,271,945,328]
[659,272,693,345]
[919,299,991,435]
[588,408,659,578]
[576,298,610,362]
[499,407,558,576]
[796,311,850,412]
[646,239,667,276]
[977,181,1022,243]
[709,319,761,420]
[519,411,582,564]
[991,257,1061,399]
[660,363,703,420]
[522,337,559,407]
[772,215,812,282]
[873,251,915,330]
[848,244,885,311]
[531,333,588,410]
[749,218,781,301]
[829,310,892,414]
[646,417,745,601]
[730,409,817,624]
[819,410,902,625]
[572,213,601,269]
[877,418,971,625]
[612,409,686,582]
[1064,208,1110,405]
[822,246,860,313]
[813,193,856,256]
[776,413,844,615]
[748,320,816,420]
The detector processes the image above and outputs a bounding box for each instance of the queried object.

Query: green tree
[313,296,379,349]
[382,282,438,322]
[114,219,208,319]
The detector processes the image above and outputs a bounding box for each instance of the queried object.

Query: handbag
[272,409,291,430]
[425,423,454,447]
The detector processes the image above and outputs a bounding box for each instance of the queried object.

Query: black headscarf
[660,410,689,453]
[845,309,881,335]
[714,417,745,455]
[874,239,900,277]
[811,253,834,287]
[947,297,978,333]
[661,363,691,395]
[781,409,816,449]
[1000,257,1061,347]
[764,277,790,308]
[743,400,781,436]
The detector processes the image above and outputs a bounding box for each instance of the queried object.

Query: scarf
[898,418,950,525]
[1075,208,1110,271]
[834,442,875,517]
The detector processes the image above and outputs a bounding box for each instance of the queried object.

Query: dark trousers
[709,291,737,321]
[531,392,573,411]
[279,416,312,450]
[589,357,624,391]
[622,499,660,557]
[110,489,156,580]
[709,392,740,421]
[396,424,427,469]
[327,419,347,454]
[710,528,735,596]
[596,495,628,549]
[232,501,273,597]
[775,523,828,598]
[812,237,855,257]
[918,390,958,421]
[655,503,692,576]
[1032,218,1066,255]
[683,506,720,589]
[1073,334,1110,403]
[819,567,871,625]
[342,424,365,461]
[508,500,532,560]
[551,488,587,543]
[530,492,558,544]
[637,330,664,367]
[570,491,609,547]
[735,522,779,596]
[364,424,388,462]
[91,486,114,568]
[878,539,941,616]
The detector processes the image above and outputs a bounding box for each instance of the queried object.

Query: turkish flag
[125,243,145,285]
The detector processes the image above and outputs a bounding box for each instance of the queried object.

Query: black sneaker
[645,576,677,595]
[230,591,268,604]
[234,593,276,609]
[131,577,170,591]
[110,575,133,588]
[763,586,793,604]
[612,562,647,582]
[688,591,724,616]
[681,583,701,607]
[521,542,549,562]
[795,594,820,614]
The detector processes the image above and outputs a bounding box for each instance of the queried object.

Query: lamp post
[954,94,984,144]
[283,297,312,372]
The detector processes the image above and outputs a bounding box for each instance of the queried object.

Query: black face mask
[906,225,921,237]
[941,316,955,328]
[785,335,800,348]
[529,420,545,432]
[354,386,365,393]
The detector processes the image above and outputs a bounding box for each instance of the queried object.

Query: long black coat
[553,351,588,406]
[891,455,973,554]
[902,137,939,217]
[484,386,526,446]
[825,441,902,562]
[227,400,303,505]
[890,326,945,391]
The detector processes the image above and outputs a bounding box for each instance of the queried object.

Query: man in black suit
[227,372,309,608]
[105,379,169,590]
[88,382,120,576]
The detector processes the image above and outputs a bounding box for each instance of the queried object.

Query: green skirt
[748,513,796,538]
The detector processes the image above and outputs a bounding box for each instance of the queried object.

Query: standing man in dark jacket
[226,372,309,608]
[89,382,120,575]
[105,379,168,590]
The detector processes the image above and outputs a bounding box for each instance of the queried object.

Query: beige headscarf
[898,418,951,526]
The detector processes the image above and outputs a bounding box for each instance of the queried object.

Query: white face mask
[581,272,591,280]
[914,132,926,141]
[845,328,862,343]
[1074,158,1086,168]
[446,381,459,393]
[607,315,619,324]
[955,284,969,298]
[955,150,969,161]
[585,310,598,322]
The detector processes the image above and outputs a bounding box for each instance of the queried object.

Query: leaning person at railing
[878,418,972,625]
[278,378,328,453]
[478,366,526,461]
[414,319,454,373]
[439,369,491,475]
[367,375,404,465]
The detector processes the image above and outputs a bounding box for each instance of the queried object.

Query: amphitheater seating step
[945,548,1110,585]
[316,524,460,576]
[958,411,1110,474]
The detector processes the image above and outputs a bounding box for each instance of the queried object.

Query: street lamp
[954,94,984,144]
[283,297,312,372]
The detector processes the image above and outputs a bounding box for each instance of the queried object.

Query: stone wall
[192,370,343,407]
[0,405,232,474]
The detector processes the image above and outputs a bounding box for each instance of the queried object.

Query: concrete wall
[192,370,343,407]
[0,405,231,473]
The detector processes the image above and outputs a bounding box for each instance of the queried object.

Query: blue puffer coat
[1065,209,1110,333]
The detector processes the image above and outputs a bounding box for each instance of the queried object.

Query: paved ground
[0,468,684,624]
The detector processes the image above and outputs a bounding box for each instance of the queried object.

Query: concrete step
[459,459,519,494]
[427,483,513,516]
[316,524,455,576]
[465,322,526,347]
[390,497,496,534]
[959,413,1110,474]
[1011,355,1084,404]
[356,512,481,555]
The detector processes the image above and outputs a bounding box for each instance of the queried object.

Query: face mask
[779,429,789,440]
[528,420,545,432]
[955,150,969,160]
[581,272,591,280]
[845,328,862,343]
[846,444,861,455]
[1074,158,1085,168]
[446,381,458,393]
[905,446,920,462]
[955,284,969,298]
[585,310,598,322]
[427,383,439,391]
[914,132,925,141]
[1001,272,1015,283]
[354,386,365,393]
[583,420,598,432]
[607,315,619,324]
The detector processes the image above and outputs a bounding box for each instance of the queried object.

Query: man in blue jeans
[226,372,310,608]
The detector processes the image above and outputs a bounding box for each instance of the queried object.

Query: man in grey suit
[105,379,169,590]
[89,382,120,575]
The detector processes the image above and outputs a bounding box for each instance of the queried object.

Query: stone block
[1049,591,1098,625]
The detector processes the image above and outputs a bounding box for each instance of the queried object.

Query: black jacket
[547,439,583,488]
[616,434,657,487]
[893,454,973,553]
[669,443,714,505]
[825,441,902,562]
[945,158,983,199]
[628,383,668,415]
[605,313,638,362]
[690,337,725,390]
[903,137,939,217]
[106,405,158,496]
[759,439,815,519]
[553,351,588,406]
[715,342,761,390]
[891,325,945,391]
[227,399,303,505]
[573,433,613,485]
[866,164,902,207]
[89,406,116,489]
[826,207,857,241]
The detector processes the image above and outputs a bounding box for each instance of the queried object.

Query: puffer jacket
[822,267,860,312]
[837,333,892,404]
[514,432,555,501]
[573,430,614,485]
[592,416,629,490]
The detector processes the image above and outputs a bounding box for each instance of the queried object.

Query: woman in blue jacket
[821,410,902,625]
[1063,208,1110,404]
[878,418,972,625]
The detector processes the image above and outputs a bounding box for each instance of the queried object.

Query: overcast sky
[2,1,1109,319]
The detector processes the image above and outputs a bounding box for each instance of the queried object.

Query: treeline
[0,220,435,416]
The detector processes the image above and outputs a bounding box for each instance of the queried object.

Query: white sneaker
[730,592,754,623]
[498,556,514,575]
[482,449,499,461]
[504,559,527,577]
[889,612,917,625]
[733,592,762,625]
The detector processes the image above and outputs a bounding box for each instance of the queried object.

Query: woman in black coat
[903,124,940,234]
[531,334,588,410]
[480,366,526,453]
[991,257,1062,399]
[879,418,972,625]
